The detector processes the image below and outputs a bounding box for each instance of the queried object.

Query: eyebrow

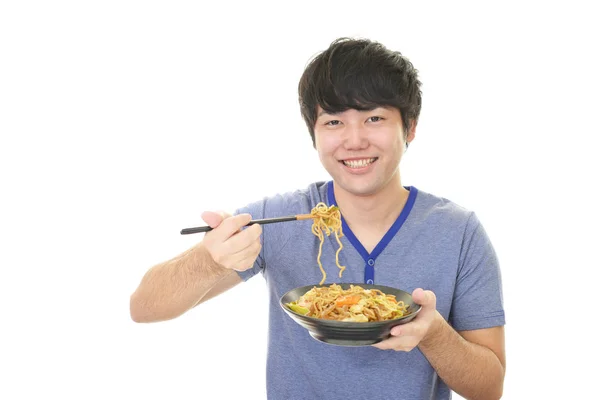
[317,106,387,118]
[318,110,336,117]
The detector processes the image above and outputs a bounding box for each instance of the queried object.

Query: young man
[130,37,506,399]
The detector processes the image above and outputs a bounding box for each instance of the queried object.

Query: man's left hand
[372,288,441,352]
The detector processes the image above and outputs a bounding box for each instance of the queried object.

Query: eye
[367,116,384,123]
[325,120,342,126]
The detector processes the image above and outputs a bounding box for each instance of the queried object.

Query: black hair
[298,37,422,147]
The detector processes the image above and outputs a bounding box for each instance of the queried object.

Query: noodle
[310,202,345,284]
[286,284,410,322]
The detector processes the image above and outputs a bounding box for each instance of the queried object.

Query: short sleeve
[449,213,506,331]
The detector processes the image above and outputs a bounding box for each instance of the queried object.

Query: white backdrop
[1,1,598,399]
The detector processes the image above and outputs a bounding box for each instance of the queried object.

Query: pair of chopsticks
[180,213,316,235]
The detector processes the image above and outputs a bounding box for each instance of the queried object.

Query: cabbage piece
[287,303,309,315]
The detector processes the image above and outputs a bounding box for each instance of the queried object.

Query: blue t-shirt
[235,181,505,400]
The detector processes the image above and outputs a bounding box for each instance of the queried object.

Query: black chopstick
[180,214,314,235]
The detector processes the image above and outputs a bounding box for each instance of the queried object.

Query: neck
[333,174,409,231]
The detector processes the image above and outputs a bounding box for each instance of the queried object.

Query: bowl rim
[279,282,422,327]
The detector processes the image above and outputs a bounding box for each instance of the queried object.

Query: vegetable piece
[288,303,310,315]
[335,295,361,307]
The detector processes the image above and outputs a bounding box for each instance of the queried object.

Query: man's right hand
[200,211,262,272]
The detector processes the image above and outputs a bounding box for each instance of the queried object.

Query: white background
[1,1,598,399]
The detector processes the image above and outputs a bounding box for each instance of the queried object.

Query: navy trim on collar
[326,180,418,284]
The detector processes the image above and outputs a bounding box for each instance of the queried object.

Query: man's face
[314,106,414,197]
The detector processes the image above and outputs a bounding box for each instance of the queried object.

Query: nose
[343,123,369,150]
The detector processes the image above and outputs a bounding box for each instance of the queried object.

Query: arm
[373,289,505,400]
[194,267,242,306]
[130,212,261,323]
[420,311,505,400]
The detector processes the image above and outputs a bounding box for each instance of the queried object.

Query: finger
[208,213,253,242]
[412,288,436,307]
[205,222,260,268]
[221,236,260,266]
[224,238,262,271]
[201,210,232,228]
[372,340,391,350]
[390,324,404,336]
[230,250,262,271]
[390,321,424,338]
[372,336,402,351]
[373,333,420,352]
[221,223,262,253]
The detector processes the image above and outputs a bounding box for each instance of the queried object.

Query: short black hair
[298,37,422,147]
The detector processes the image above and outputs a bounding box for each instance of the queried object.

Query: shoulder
[413,187,475,220]
[411,187,480,232]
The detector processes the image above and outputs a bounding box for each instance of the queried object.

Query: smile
[340,158,378,168]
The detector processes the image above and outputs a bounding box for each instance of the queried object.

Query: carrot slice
[335,295,361,307]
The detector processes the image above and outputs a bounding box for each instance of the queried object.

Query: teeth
[343,158,376,168]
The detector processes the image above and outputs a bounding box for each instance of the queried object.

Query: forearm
[130,243,230,322]
[418,313,505,400]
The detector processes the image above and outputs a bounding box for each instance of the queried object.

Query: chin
[336,179,382,197]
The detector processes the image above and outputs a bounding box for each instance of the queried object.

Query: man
[130,37,506,399]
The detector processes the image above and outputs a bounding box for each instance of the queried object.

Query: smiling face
[314,106,415,198]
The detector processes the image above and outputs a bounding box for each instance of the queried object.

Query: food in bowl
[285,283,411,322]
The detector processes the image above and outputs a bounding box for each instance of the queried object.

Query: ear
[406,119,417,144]
[403,120,417,149]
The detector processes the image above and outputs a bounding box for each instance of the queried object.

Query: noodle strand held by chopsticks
[310,202,345,284]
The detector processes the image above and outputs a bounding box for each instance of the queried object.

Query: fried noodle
[311,202,345,285]
[286,284,410,322]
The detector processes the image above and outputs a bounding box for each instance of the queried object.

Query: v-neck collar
[326,180,418,262]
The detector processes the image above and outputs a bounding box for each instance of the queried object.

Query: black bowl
[280,283,422,346]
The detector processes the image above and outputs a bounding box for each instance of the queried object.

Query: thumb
[201,210,231,228]
[412,288,436,307]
